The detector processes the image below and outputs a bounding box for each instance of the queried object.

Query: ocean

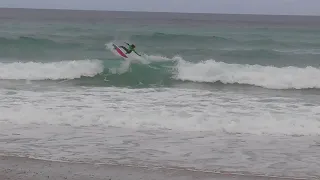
[0,8,320,179]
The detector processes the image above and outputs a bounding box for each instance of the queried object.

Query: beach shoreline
[0,156,313,180]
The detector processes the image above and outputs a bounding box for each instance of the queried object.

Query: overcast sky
[1,0,320,16]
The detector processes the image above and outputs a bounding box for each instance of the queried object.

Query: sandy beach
[0,156,314,180]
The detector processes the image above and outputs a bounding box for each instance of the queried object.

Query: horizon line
[1,7,320,17]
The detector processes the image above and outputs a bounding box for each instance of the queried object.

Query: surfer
[120,42,141,56]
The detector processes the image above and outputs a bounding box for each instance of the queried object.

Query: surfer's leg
[119,46,129,53]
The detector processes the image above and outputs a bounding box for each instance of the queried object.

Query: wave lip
[0,59,104,80]
[2,55,320,90]
[174,59,320,90]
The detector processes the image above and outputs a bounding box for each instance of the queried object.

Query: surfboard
[112,43,128,58]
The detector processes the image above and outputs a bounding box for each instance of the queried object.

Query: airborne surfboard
[112,43,128,58]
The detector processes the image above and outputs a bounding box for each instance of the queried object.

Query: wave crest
[175,59,320,89]
[1,55,320,90]
[0,60,104,80]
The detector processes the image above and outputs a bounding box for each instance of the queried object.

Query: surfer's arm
[133,50,141,56]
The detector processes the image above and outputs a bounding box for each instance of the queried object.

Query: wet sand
[0,156,313,180]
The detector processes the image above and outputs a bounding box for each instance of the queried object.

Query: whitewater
[1,55,320,90]
[1,8,320,180]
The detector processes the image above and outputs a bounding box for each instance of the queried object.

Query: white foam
[0,60,104,80]
[1,87,320,136]
[105,42,180,64]
[143,54,181,62]
[174,59,320,89]
[274,48,320,55]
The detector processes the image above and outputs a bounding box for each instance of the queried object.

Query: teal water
[1,9,320,89]
[1,9,320,179]
[2,21,320,65]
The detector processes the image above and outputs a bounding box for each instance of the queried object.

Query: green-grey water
[1,8,320,180]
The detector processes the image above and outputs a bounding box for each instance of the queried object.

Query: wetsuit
[120,43,141,56]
